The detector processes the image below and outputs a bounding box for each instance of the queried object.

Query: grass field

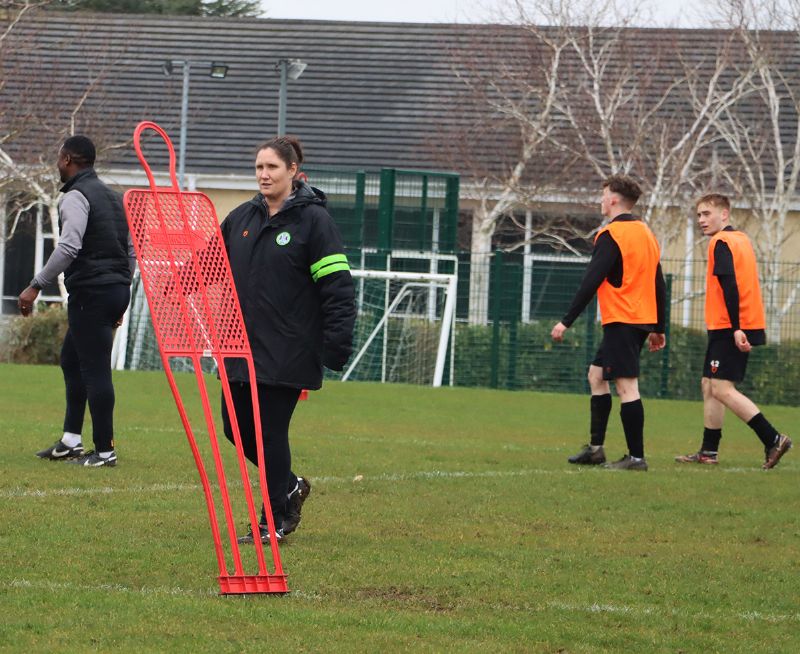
[0,362,798,653]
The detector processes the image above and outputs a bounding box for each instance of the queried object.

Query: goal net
[115,269,457,387]
[342,269,457,387]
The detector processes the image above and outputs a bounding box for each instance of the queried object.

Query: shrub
[1,304,68,365]
[450,319,799,406]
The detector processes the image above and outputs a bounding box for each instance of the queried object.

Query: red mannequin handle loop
[132,121,181,192]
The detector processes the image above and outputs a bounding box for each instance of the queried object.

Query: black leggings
[220,383,300,523]
[61,284,131,452]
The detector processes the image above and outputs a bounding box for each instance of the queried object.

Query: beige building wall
[201,188,255,220]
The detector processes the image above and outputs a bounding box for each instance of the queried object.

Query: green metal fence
[446,252,800,406]
[119,157,800,406]
[123,242,799,406]
[303,166,459,259]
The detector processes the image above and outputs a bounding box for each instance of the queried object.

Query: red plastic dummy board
[123,121,287,594]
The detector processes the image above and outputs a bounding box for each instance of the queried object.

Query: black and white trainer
[283,476,312,535]
[36,439,84,460]
[237,523,284,545]
[67,450,117,467]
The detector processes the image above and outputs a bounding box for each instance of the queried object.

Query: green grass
[0,362,798,653]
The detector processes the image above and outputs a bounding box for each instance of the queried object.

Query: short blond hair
[695,193,730,211]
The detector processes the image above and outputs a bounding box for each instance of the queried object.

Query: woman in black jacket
[220,136,355,543]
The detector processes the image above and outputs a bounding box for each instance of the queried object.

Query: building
[2,11,799,336]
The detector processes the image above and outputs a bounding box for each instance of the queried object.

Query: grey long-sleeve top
[31,190,136,290]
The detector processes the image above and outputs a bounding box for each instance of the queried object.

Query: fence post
[354,170,366,247]
[506,254,520,390]
[444,175,459,251]
[583,297,597,393]
[378,168,396,253]
[660,273,673,397]
[507,311,518,390]
[420,174,429,248]
[490,251,502,389]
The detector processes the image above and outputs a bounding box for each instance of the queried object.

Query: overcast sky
[260,0,708,27]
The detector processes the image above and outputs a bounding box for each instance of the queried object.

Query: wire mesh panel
[123,121,287,595]
[458,252,800,405]
[124,190,248,357]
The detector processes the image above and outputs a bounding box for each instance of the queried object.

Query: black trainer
[237,523,284,545]
[283,476,311,535]
[36,440,84,460]
[568,444,606,465]
[67,450,117,467]
[604,454,648,471]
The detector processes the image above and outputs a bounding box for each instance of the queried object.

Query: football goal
[344,269,457,387]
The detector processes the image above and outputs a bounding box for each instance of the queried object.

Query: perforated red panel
[125,189,248,356]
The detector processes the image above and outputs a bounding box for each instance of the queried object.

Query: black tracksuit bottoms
[220,383,301,524]
[61,284,131,452]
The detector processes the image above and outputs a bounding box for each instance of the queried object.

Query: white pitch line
[3,578,216,598]
[2,578,320,601]
[124,426,537,451]
[546,600,800,624]
[0,464,789,500]
[3,579,797,624]
[0,469,561,499]
[1,481,205,499]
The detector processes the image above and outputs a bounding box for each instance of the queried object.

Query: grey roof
[2,12,797,186]
[3,13,483,175]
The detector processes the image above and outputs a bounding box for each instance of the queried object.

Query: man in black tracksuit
[20,135,134,467]
[219,136,355,543]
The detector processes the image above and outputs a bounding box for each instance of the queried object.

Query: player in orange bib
[675,194,791,469]
[551,175,666,471]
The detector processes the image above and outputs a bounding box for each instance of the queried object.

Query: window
[1,201,60,314]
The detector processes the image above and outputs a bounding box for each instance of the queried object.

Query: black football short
[703,337,749,382]
[591,323,649,380]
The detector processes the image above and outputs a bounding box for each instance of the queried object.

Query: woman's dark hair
[255,135,303,168]
[61,134,96,166]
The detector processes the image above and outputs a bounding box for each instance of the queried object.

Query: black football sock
[702,428,722,453]
[590,393,612,447]
[620,399,645,459]
[747,413,780,449]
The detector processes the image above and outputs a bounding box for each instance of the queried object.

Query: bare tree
[702,0,800,340]
[1,5,134,300]
[441,0,744,324]
[442,0,788,335]
[545,5,732,247]
[440,2,588,324]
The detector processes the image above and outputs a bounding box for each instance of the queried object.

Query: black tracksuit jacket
[220,182,356,389]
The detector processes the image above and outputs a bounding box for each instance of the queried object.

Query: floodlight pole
[276,58,307,135]
[163,59,229,189]
[178,60,191,190]
[277,59,288,136]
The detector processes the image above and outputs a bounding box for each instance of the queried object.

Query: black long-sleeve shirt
[561,214,666,331]
[709,226,766,344]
